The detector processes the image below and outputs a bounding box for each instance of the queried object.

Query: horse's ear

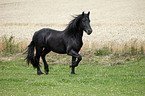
[88,11,90,16]
[82,11,85,16]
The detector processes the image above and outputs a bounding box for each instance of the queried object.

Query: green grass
[0,54,145,96]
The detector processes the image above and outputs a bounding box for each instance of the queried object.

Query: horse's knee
[78,55,82,61]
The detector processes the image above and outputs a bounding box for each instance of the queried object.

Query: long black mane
[64,14,83,35]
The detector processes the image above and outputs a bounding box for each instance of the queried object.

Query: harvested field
[0,0,145,52]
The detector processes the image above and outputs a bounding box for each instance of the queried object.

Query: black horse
[26,12,92,75]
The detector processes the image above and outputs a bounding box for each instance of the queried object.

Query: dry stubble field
[0,0,145,52]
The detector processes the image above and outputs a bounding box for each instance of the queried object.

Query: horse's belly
[49,44,66,54]
[52,48,66,54]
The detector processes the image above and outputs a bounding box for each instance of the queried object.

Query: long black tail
[26,41,37,68]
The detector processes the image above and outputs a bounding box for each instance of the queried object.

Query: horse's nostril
[88,29,92,33]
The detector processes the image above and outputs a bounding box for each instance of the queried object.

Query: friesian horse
[26,12,92,75]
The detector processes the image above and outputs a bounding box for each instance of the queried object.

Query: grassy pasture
[0,53,145,96]
[1,0,145,53]
[0,0,145,95]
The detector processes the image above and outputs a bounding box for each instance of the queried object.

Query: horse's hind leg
[36,47,44,75]
[41,48,50,74]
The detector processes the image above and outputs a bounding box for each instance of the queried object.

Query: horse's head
[81,11,92,35]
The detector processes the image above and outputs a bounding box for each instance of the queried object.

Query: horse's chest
[71,40,83,51]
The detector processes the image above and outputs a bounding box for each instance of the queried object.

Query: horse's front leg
[68,50,82,74]
[70,56,76,67]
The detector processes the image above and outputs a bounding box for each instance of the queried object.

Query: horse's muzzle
[86,29,92,35]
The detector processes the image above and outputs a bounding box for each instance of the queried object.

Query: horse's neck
[75,30,83,39]
[64,27,83,38]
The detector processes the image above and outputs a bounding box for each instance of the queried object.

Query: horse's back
[32,28,66,53]
[33,28,53,38]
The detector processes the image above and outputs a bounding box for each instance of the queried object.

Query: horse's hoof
[37,72,44,75]
[71,72,75,75]
[45,70,49,75]
[45,72,49,75]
